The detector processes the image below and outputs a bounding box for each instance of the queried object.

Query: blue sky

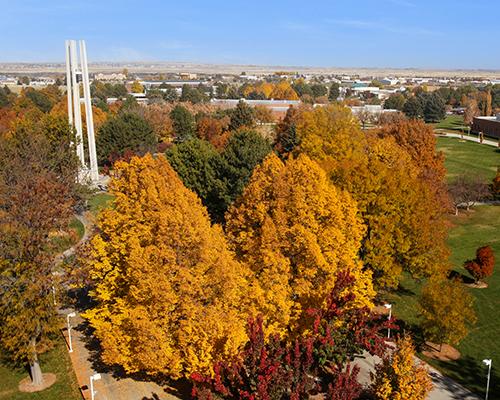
[0,0,498,69]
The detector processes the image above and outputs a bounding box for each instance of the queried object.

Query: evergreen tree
[170,104,195,142]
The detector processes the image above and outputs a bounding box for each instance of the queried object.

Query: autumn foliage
[464,245,495,283]
[84,154,252,378]
[192,272,391,400]
[225,153,374,334]
[371,335,433,400]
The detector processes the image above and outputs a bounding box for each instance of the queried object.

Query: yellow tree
[131,80,144,93]
[84,154,252,378]
[371,335,433,400]
[419,277,476,350]
[296,104,449,289]
[225,153,374,335]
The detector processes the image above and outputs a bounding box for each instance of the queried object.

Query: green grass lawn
[88,192,114,215]
[432,115,467,131]
[387,206,500,397]
[0,337,81,400]
[436,136,500,182]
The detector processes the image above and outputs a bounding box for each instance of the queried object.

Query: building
[210,98,300,117]
[95,73,126,81]
[472,115,500,139]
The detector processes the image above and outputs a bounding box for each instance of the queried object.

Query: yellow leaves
[226,153,374,334]
[84,154,251,378]
[372,336,433,400]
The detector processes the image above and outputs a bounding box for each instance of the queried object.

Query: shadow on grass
[430,355,499,399]
[448,269,475,284]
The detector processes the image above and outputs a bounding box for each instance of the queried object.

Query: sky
[0,0,498,69]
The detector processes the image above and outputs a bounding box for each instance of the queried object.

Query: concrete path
[352,350,480,400]
[436,131,499,147]
[62,313,180,400]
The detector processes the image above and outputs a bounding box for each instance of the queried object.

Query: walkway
[62,313,180,400]
[353,350,480,400]
[436,131,499,147]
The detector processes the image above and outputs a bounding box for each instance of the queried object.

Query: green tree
[167,139,229,222]
[403,96,424,119]
[229,100,255,130]
[422,92,446,122]
[383,93,406,110]
[24,88,53,113]
[180,84,207,103]
[310,83,328,99]
[329,82,340,101]
[221,130,272,204]
[170,104,195,142]
[97,112,156,165]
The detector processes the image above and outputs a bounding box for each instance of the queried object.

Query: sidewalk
[62,312,181,400]
[353,350,480,400]
[436,131,499,147]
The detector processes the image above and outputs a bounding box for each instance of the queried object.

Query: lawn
[0,337,81,400]
[432,114,467,132]
[87,192,114,215]
[436,136,500,182]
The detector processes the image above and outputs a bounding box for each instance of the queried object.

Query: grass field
[433,114,467,132]
[436,136,500,182]
[0,337,81,400]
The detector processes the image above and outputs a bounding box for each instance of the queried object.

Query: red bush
[464,245,495,282]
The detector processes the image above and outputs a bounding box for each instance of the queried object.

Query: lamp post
[66,312,76,353]
[483,359,492,400]
[90,373,101,400]
[384,303,392,339]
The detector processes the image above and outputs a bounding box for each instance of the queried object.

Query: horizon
[1,0,499,70]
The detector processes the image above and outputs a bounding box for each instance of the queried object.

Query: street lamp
[483,359,492,400]
[90,373,102,400]
[66,312,76,353]
[384,303,392,339]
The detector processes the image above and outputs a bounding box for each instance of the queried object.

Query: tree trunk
[439,342,443,353]
[455,206,459,216]
[29,338,44,386]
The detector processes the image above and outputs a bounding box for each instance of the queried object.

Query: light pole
[384,303,392,339]
[90,373,102,400]
[483,359,492,400]
[66,312,76,353]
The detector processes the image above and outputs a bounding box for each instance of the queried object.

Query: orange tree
[225,153,374,335]
[295,104,449,289]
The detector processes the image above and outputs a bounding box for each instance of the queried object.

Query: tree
[297,105,449,289]
[311,83,328,99]
[275,106,301,156]
[419,278,476,350]
[492,167,500,199]
[329,82,340,101]
[371,335,433,400]
[196,115,230,149]
[23,88,53,113]
[477,90,492,116]
[221,130,272,206]
[463,98,479,126]
[383,94,406,111]
[83,154,252,378]
[448,174,490,214]
[225,154,374,334]
[180,84,207,103]
[403,96,423,119]
[0,123,79,387]
[422,92,446,122]
[377,119,448,209]
[464,245,495,283]
[97,112,157,165]
[170,104,195,142]
[229,100,255,130]
[167,139,230,222]
[131,80,144,93]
